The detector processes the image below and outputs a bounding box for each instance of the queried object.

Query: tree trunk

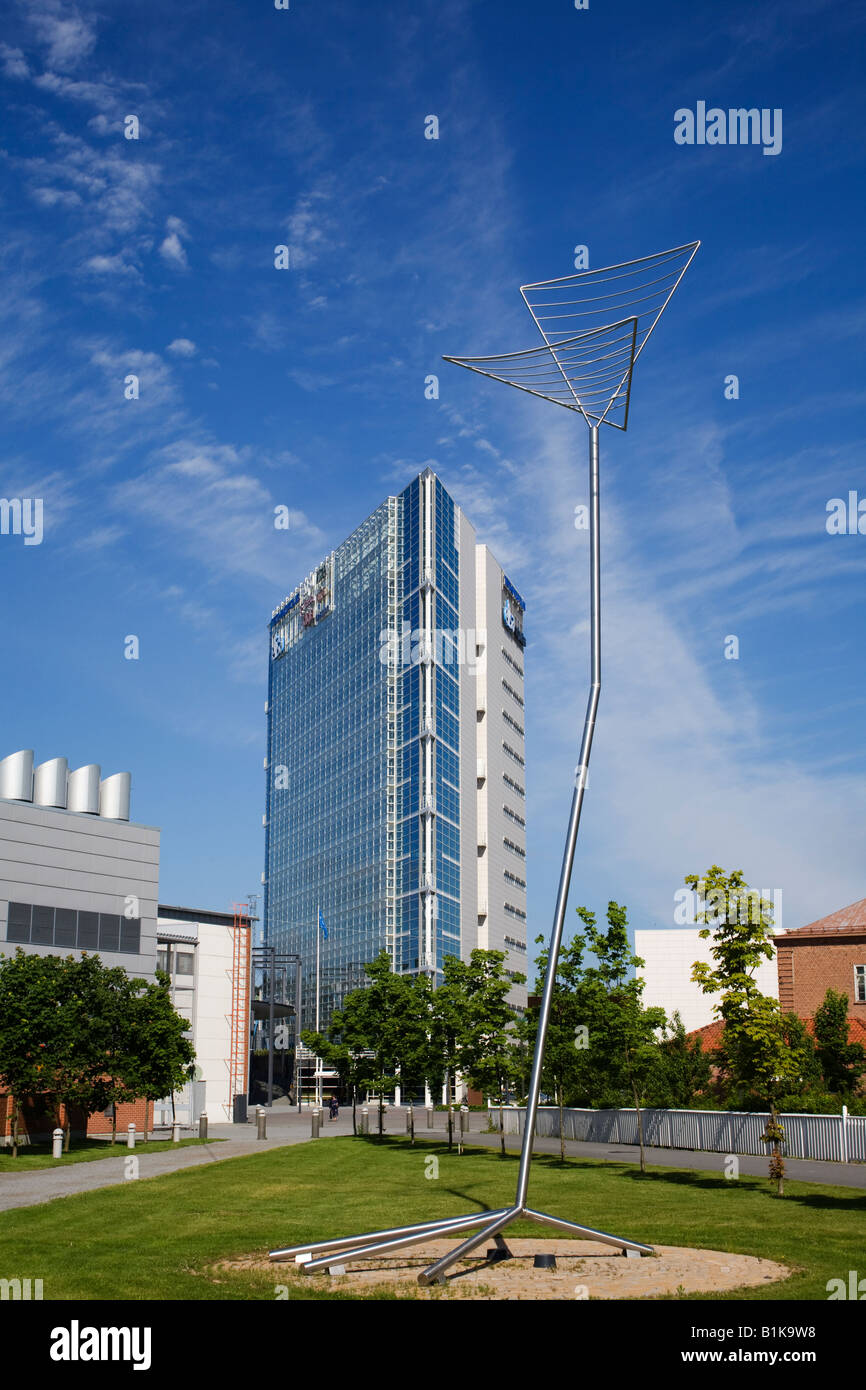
[446,1067,453,1151]
[378,1088,383,1138]
[631,1079,647,1174]
[352,1084,357,1137]
[142,1103,149,1146]
[11,1098,18,1160]
[111,1098,117,1146]
[63,1111,71,1153]
[558,1085,565,1164]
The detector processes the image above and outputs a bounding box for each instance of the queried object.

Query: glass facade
[264,472,465,1031]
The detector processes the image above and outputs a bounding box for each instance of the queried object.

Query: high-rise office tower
[264,469,527,1031]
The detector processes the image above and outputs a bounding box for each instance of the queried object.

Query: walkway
[1,1106,862,1213]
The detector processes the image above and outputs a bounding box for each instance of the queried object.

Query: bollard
[171,1120,181,1144]
[256,1107,267,1141]
[460,1105,468,1135]
[361,1106,369,1136]
[127,1123,136,1150]
[405,1107,413,1134]
[409,1103,415,1144]
[311,1108,321,1139]
[425,1106,434,1129]
[52,1127,63,1159]
[199,1114,208,1141]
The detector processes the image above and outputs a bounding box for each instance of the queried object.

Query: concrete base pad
[223,1238,791,1300]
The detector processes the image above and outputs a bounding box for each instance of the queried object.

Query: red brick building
[776,897,866,1018]
[688,898,866,1080]
[1,1093,153,1145]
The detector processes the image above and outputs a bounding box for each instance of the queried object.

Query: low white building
[156,906,251,1124]
[633,927,778,1034]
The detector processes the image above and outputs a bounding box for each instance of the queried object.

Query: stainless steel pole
[267,946,275,1109]
[295,959,302,1112]
[514,425,600,1211]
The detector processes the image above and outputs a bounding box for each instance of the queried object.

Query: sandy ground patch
[219,1237,791,1300]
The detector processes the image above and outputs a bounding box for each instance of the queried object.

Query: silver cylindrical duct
[67,763,100,814]
[99,771,131,821]
[0,749,34,801]
[33,757,69,809]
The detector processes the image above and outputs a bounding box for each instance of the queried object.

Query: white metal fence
[496,1105,866,1162]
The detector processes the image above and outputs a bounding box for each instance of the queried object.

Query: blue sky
[1,0,864,942]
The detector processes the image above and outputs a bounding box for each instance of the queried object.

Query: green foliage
[0,949,194,1151]
[687,865,802,1108]
[813,988,866,1094]
[649,1011,713,1108]
[571,903,667,1169]
[315,951,433,1136]
[435,949,524,1154]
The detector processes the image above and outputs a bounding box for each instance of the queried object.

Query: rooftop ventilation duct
[33,757,68,809]
[67,763,100,815]
[0,749,34,801]
[98,771,131,822]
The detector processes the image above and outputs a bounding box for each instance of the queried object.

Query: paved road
[446,1127,866,1189]
[1,1107,862,1213]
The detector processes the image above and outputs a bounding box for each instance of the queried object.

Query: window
[503,740,525,768]
[503,772,525,798]
[503,836,526,858]
[501,646,524,678]
[32,905,54,945]
[856,965,865,1004]
[504,901,527,921]
[2,901,141,955]
[502,678,524,708]
[175,952,195,976]
[504,869,526,890]
[54,908,76,947]
[77,912,99,950]
[98,914,121,953]
[6,902,31,943]
[503,804,525,828]
[502,709,525,738]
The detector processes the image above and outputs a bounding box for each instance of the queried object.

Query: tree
[300,1029,375,1135]
[320,952,431,1137]
[93,965,141,1144]
[575,903,667,1174]
[687,864,778,1096]
[439,950,524,1157]
[813,988,866,1094]
[652,1011,712,1109]
[0,950,64,1157]
[522,933,588,1162]
[124,970,196,1143]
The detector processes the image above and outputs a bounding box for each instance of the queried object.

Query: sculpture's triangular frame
[269,241,700,1286]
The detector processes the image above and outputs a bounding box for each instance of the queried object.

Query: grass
[0,1137,221,1171]
[0,1135,862,1300]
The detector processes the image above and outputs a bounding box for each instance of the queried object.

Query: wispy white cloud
[159,216,190,269]
[166,338,197,358]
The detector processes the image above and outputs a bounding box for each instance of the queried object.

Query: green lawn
[0,1137,221,1171]
[0,1135,861,1300]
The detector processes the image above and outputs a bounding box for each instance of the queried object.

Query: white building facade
[634,926,779,1033]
